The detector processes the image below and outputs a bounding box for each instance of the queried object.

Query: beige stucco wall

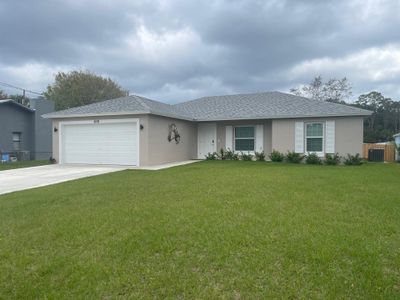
[51,114,364,165]
[215,120,272,155]
[144,115,197,166]
[52,114,197,166]
[271,116,364,156]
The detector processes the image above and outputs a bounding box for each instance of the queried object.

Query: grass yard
[0,161,399,299]
[0,160,50,171]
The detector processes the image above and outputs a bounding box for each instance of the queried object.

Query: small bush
[286,151,304,163]
[254,151,266,161]
[205,152,217,160]
[344,153,363,165]
[232,152,240,160]
[241,152,253,161]
[305,153,322,165]
[325,153,341,165]
[218,148,227,160]
[224,149,235,160]
[269,150,285,162]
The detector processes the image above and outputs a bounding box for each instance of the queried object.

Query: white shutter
[325,120,335,153]
[295,122,304,153]
[255,125,264,152]
[225,126,233,150]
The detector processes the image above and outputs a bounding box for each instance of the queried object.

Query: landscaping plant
[325,153,341,165]
[305,153,322,165]
[254,151,266,161]
[218,148,227,160]
[205,152,218,160]
[285,151,304,163]
[269,150,285,162]
[240,152,253,161]
[344,153,363,165]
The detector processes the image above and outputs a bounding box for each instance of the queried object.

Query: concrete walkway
[0,160,200,195]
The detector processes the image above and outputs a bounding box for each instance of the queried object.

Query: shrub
[232,152,240,160]
[254,151,266,161]
[218,148,227,160]
[344,153,363,165]
[305,153,322,165]
[240,152,253,161]
[224,148,234,160]
[325,153,341,165]
[286,151,304,163]
[269,150,285,162]
[205,152,217,160]
[224,149,239,160]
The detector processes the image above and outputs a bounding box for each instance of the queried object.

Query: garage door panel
[61,121,138,165]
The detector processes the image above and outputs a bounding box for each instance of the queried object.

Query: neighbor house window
[12,132,21,151]
[305,123,323,152]
[235,126,255,151]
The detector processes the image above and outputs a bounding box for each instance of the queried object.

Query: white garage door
[60,119,139,165]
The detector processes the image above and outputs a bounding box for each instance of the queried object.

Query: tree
[44,71,128,110]
[354,91,400,142]
[290,76,352,103]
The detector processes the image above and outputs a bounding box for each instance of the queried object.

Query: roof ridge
[175,91,279,106]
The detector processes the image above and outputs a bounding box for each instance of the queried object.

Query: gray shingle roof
[43,91,372,120]
[43,95,193,120]
[175,92,371,120]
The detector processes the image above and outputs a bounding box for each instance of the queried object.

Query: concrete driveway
[0,164,127,195]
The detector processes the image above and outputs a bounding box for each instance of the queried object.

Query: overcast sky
[1,0,399,103]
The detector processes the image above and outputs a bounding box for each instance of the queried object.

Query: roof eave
[0,99,35,112]
[195,112,372,122]
[42,110,195,121]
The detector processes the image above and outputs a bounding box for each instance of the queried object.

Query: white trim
[325,120,335,153]
[255,124,264,152]
[44,112,372,121]
[59,118,140,166]
[295,122,304,153]
[43,111,195,121]
[225,126,233,150]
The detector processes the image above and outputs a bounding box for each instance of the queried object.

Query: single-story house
[43,91,372,166]
[0,98,54,160]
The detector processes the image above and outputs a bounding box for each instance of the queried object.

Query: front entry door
[198,123,217,159]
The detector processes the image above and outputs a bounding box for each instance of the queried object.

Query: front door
[198,123,217,159]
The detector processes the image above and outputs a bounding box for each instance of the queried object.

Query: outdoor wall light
[53,127,58,133]
[140,124,144,130]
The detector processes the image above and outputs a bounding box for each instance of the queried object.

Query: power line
[0,81,43,96]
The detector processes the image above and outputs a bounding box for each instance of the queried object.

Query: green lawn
[0,160,49,171]
[0,162,399,299]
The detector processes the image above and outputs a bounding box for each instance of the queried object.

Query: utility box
[368,149,384,162]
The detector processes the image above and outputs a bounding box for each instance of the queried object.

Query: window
[305,123,323,152]
[12,132,21,151]
[235,126,255,151]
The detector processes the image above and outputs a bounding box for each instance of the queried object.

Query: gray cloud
[1,0,400,102]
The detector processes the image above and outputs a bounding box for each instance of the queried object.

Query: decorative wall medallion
[167,123,181,144]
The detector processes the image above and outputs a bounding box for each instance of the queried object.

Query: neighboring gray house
[0,98,54,160]
[43,91,372,166]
